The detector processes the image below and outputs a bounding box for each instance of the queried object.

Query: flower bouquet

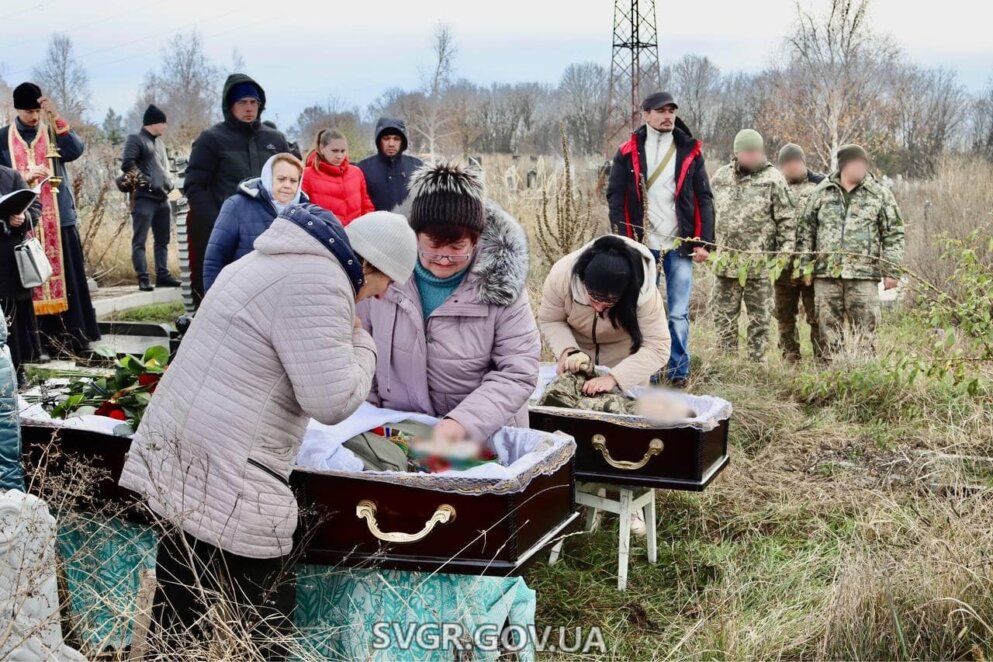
[50,345,170,430]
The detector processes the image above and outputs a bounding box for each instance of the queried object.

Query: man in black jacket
[183,73,289,305]
[605,91,715,386]
[122,104,179,291]
[357,118,423,211]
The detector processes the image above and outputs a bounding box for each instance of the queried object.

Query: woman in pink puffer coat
[358,162,540,442]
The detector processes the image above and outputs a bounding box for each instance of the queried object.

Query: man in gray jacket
[121,104,179,291]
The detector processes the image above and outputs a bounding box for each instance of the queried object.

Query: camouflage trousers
[713,276,773,362]
[813,278,880,357]
[537,372,635,414]
[774,274,823,362]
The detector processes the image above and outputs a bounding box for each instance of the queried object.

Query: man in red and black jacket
[606,91,714,386]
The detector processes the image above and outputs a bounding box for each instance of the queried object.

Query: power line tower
[605,0,662,152]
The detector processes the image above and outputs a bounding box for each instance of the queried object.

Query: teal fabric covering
[57,515,158,650]
[57,515,537,660]
[414,261,467,319]
[0,315,24,491]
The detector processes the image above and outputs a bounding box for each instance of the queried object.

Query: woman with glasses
[358,162,540,442]
[538,235,672,396]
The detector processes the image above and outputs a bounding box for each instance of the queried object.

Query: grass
[106,302,186,324]
[523,308,993,660]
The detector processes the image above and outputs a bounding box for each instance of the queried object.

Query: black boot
[156,275,182,288]
[138,277,154,292]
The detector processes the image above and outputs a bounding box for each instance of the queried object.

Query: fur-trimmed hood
[394,193,529,307]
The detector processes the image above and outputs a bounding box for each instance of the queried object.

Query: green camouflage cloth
[813,278,881,355]
[796,172,905,280]
[537,371,636,414]
[713,275,773,361]
[711,160,796,279]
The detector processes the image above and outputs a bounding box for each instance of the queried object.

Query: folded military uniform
[537,369,696,423]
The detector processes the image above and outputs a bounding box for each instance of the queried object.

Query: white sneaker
[630,511,647,537]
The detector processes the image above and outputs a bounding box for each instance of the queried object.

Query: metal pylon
[605,0,662,152]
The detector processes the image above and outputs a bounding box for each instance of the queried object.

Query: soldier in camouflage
[710,129,796,362]
[774,144,825,362]
[796,144,904,357]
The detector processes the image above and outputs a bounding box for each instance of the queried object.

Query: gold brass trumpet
[43,109,63,195]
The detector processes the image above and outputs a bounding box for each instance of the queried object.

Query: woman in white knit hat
[118,204,416,658]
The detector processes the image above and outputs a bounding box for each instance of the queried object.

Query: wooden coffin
[528,407,730,491]
[291,459,578,576]
[19,422,578,576]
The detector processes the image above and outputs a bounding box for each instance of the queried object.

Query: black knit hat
[408,161,485,235]
[142,104,167,126]
[13,82,42,110]
[582,250,633,302]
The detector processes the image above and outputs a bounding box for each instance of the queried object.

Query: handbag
[15,235,53,289]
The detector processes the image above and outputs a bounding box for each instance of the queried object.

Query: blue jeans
[651,250,694,380]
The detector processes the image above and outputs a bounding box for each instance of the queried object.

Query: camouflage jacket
[787,171,824,213]
[711,160,796,279]
[796,172,904,280]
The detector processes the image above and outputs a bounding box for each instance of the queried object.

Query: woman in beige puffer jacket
[539,235,671,393]
[118,205,416,657]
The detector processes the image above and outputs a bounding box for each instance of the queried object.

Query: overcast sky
[0,0,989,128]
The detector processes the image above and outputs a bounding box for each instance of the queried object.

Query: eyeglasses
[419,251,473,265]
[586,290,620,306]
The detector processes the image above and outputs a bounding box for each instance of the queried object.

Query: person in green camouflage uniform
[710,129,796,362]
[796,144,904,357]
[774,143,825,362]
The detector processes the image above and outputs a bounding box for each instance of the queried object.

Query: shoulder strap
[646,141,678,191]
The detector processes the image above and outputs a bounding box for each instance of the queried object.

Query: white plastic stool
[548,483,657,590]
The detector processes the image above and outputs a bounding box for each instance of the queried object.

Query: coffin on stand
[528,366,732,491]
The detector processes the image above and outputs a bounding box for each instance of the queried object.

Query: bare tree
[33,34,90,123]
[129,32,221,147]
[890,65,967,176]
[968,79,993,161]
[780,0,899,170]
[666,54,722,139]
[410,23,458,158]
[292,95,367,159]
[559,63,610,155]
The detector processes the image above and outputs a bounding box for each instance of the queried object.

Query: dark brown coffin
[528,408,730,491]
[291,460,578,576]
[20,421,578,575]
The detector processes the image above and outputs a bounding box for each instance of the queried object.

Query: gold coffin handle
[355,500,456,544]
[591,434,664,471]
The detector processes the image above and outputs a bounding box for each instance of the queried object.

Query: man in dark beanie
[797,144,904,357]
[774,143,825,362]
[0,82,99,356]
[357,117,423,212]
[358,161,540,445]
[121,104,179,291]
[605,91,713,387]
[183,73,289,306]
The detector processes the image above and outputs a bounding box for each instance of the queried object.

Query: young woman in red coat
[302,128,375,225]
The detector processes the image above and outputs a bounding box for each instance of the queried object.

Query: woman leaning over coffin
[358,161,541,442]
[538,234,672,393]
[118,205,417,658]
